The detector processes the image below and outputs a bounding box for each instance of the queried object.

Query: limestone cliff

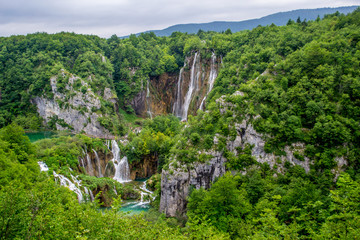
[159,91,348,217]
[32,70,117,138]
[130,52,220,119]
[160,152,226,217]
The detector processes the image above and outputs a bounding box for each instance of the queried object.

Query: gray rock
[31,71,113,138]
[160,152,226,217]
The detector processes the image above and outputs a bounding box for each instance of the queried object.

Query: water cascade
[146,79,153,119]
[173,66,185,117]
[111,140,131,183]
[130,180,154,209]
[199,52,217,110]
[38,161,49,172]
[53,171,84,203]
[92,149,103,177]
[181,52,200,121]
[86,153,94,176]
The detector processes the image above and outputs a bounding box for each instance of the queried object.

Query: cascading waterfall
[181,52,199,121]
[199,52,217,110]
[111,140,131,183]
[173,66,185,117]
[131,180,154,208]
[53,171,84,203]
[79,157,85,168]
[92,149,103,177]
[146,79,153,119]
[84,187,94,201]
[86,153,94,176]
[38,161,49,172]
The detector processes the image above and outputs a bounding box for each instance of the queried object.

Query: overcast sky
[0,0,359,38]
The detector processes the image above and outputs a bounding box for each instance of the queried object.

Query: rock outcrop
[32,70,116,138]
[160,152,226,217]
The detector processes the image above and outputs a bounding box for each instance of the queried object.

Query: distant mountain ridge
[125,6,359,37]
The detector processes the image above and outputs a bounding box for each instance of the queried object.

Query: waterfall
[111,140,131,183]
[84,187,94,201]
[146,79,153,119]
[173,66,185,117]
[181,52,199,121]
[79,157,85,168]
[131,180,155,208]
[199,52,217,110]
[86,153,94,176]
[92,149,103,177]
[53,171,83,203]
[38,161,49,172]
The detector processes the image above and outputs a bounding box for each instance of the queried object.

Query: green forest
[0,9,359,239]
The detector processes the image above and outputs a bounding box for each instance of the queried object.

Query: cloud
[0,0,359,37]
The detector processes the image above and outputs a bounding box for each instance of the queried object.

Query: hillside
[127,6,359,37]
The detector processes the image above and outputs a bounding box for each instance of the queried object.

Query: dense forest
[0,8,359,239]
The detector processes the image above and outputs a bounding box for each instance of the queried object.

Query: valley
[0,8,359,239]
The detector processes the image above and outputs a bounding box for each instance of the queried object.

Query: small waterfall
[38,161,49,172]
[146,80,153,119]
[84,187,94,201]
[53,171,83,203]
[86,153,94,176]
[181,52,200,121]
[79,157,85,168]
[173,66,185,117]
[92,149,103,177]
[131,180,155,208]
[111,140,131,183]
[199,52,217,110]
[105,140,111,151]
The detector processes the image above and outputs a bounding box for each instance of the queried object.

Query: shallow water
[120,201,150,215]
[119,178,152,215]
[26,131,55,142]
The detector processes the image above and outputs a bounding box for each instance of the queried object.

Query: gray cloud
[0,0,359,37]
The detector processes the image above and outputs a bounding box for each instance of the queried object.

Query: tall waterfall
[181,52,200,121]
[92,149,103,177]
[111,140,131,183]
[146,79,153,119]
[173,66,185,117]
[199,52,217,110]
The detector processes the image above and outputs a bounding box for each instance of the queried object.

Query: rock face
[130,52,220,119]
[80,148,114,178]
[32,70,116,138]
[233,120,313,173]
[130,156,158,180]
[160,152,226,217]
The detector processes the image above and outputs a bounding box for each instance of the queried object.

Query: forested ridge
[0,9,359,239]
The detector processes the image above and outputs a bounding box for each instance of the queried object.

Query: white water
[86,153,94,176]
[38,161,49,172]
[173,66,185,117]
[111,140,131,183]
[84,187,94,201]
[131,180,154,208]
[181,52,200,121]
[92,149,103,177]
[79,157,85,168]
[53,171,83,203]
[199,52,217,110]
[146,79,153,119]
